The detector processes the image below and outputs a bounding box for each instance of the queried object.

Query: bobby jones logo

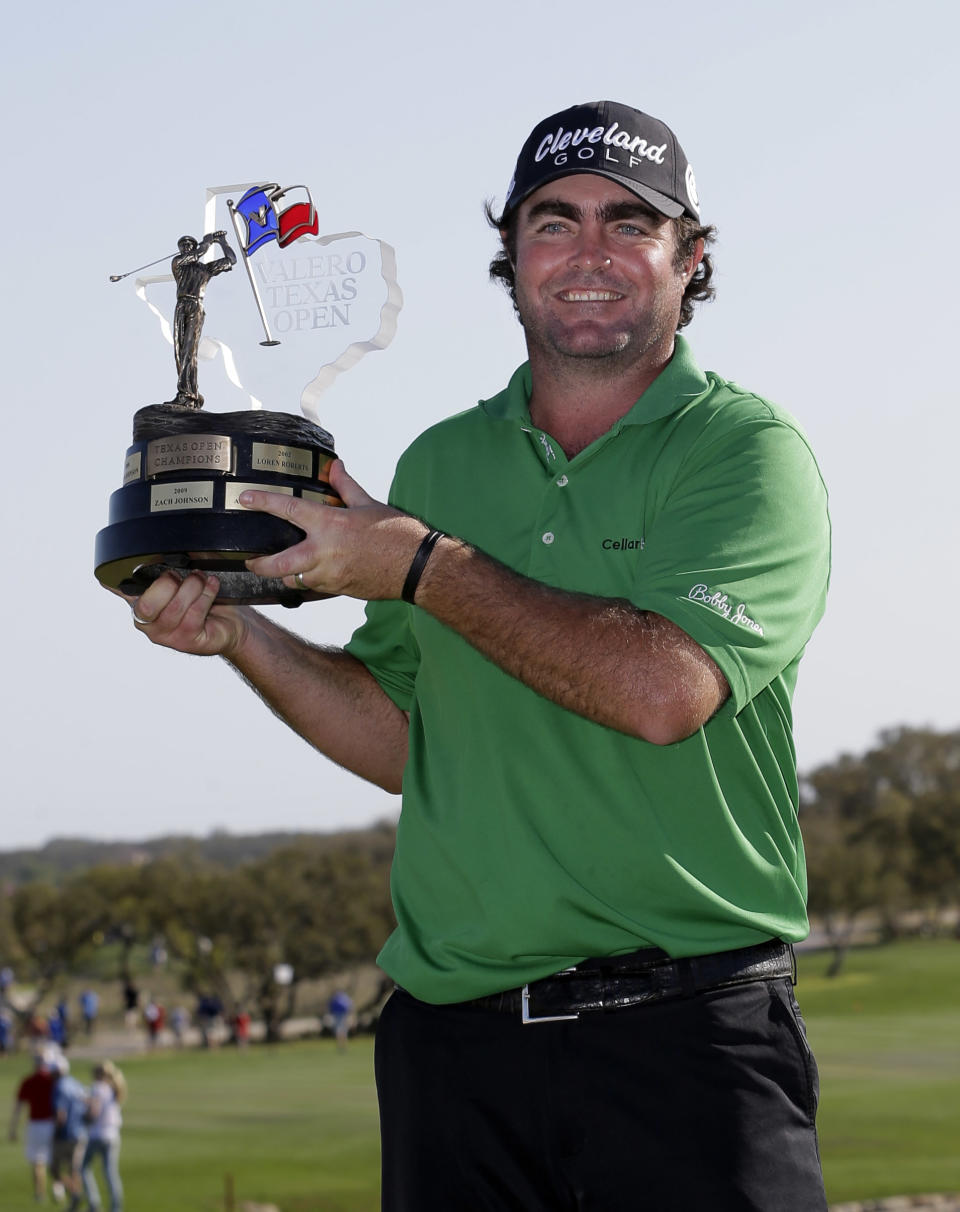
[688,584,763,635]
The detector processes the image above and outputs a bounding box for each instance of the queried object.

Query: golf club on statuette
[108,253,180,283]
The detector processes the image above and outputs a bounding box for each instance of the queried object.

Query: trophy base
[95,405,341,607]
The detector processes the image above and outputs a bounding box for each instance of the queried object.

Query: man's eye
[539,221,567,233]
[617,224,646,236]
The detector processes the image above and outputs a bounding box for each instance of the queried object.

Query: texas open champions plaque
[95,182,402,605]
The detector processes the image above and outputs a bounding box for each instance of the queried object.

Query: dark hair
[484,200,717,331]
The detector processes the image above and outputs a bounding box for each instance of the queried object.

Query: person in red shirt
[144,998,166,1047]
[8,1048,58,1202]
[232,1007,251,1048]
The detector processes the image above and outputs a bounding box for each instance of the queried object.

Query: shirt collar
[479,334,710,427]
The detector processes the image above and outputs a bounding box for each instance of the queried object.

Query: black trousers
[375,977,827,1211]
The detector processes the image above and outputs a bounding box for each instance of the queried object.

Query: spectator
[51,1054,88,1211]
[8,1047,58,1202]
[143,998,165,1048]
[26,1012,49,1043]
[196,993,223,1048]
[80,1060,126,1212]
[232,1007,251,1048]
[48,1008,67,1048]
[169,1005,188,1048]
[328,991,353,1052]
[122,981,139,1030]
[79,989,99,1037]
[0,1007,13,1056]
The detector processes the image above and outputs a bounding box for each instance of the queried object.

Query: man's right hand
[129,571,249,658]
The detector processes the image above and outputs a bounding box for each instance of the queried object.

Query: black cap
[503,101,701,222]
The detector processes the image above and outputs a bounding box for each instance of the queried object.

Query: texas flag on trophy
[231,183,320,255]
[225,182,323,347]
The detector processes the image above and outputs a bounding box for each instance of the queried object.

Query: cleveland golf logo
[535,122,667,166]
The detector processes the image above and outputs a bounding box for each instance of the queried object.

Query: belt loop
[789,943,797,987]
[678,958,697,999]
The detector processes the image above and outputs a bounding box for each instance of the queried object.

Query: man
[79,987,99,1036]
[51,1054,88,1211]
[167,230,236,407]
[122,101,830,1209]
[328,990,353,1051]
[8,1048,57,1203]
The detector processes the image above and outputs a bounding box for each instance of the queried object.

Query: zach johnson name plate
[94,405,341,607]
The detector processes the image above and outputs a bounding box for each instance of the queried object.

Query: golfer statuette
[94,183,402,606]
[168,231,236,407]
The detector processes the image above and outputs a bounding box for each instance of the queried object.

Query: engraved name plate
[123,452,142,485]
[251,442,312,478]
[150,481,216,512]
[146,435,233,476]
[224,482,293,511]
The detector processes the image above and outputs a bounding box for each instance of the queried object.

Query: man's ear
[683,237,705,284]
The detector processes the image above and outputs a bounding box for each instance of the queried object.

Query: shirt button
[542,532,555,545]
[556,475,569,487]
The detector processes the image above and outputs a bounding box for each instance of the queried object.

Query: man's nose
[569,229,612,272]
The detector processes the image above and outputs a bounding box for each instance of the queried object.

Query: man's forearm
[416,538,728,745]
[234,468,728,743]
[225,610,409,792]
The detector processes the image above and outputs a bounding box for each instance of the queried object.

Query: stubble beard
[516,284,681,381]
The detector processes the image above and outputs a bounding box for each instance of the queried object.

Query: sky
[2,0,957,850]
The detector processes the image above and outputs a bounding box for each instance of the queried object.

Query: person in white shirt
[79,1061,126,1212]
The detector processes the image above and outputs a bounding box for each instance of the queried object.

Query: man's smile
[556,289,626,302]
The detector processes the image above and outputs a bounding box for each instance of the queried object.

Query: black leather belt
[455,939,795,1025]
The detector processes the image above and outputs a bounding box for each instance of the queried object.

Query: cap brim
[505,166,687,220]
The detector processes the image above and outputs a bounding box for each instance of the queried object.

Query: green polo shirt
[346,336,831,1003]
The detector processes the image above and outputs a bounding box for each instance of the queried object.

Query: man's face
[508,175,700,368]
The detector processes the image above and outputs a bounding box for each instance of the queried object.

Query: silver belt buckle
[521,969,580,1025]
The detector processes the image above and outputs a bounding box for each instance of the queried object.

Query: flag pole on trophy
[226,198,281,347]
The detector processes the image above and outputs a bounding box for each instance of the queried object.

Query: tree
[127,838,394,1040]
[2,820,399,1041]
[138,859,238,1010]
[801,726,960,973]
[225,840,395,1040]
[8,876,111,1030]
[869,727,960,911]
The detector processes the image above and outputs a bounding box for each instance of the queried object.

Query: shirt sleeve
[344,597,420,712]
[343,458,426,708]
[631,410,830,712]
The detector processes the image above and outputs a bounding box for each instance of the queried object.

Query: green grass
[796,939,960,1204]
[1,1040,381,1212]
[1,940,958,1209]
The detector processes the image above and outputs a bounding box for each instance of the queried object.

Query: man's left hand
[241,460,429,601]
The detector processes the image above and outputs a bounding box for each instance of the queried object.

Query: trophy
[94,182,402,606]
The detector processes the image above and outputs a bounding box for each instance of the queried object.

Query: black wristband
[401,529,446,604]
